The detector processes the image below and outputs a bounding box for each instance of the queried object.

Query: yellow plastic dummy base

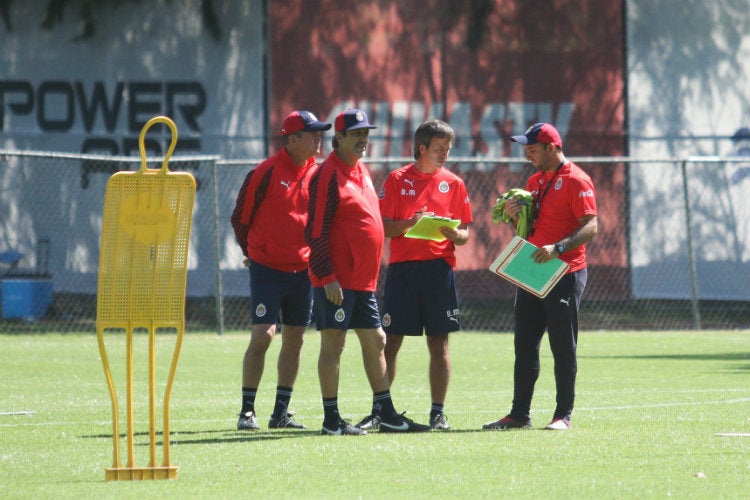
[105,465,178,481]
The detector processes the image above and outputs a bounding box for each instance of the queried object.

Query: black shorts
[381,259,460,336]
[248,260,312,326]
[312,288,382,331]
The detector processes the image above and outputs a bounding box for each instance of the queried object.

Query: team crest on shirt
[255,303,267,318]
[382,313,391,327]
[335,308,346,323]
[555,178,563,190]
[438,180,449,193]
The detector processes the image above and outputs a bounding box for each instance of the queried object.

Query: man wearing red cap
[231,110,331,431]
[484,122,598,431]
[306,108,430,435]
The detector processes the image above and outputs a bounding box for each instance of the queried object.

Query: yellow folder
[404,215,461,241]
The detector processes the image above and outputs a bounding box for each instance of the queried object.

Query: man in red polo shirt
[306,108,430,435]
[231,110,330,431]
[484,122,597,432]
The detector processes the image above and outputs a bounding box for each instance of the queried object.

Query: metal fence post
[680,159,702,330]
[210,158,225,335]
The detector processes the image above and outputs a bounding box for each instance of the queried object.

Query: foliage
[0,0,222,40]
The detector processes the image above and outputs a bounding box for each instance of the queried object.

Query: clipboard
[488,236,570,298]
[404,215,461,241]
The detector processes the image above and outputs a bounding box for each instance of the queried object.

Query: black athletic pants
[510,268,587,421]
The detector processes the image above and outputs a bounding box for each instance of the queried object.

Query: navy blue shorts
[381,259,460,336]
[248,260,312,326]
[312,288,382,331]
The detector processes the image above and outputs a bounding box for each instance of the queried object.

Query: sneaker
[237,410,259,431]
[269,412,306,429]
[482,415,532,431]
[430,412,450,431]
[321,418,367,436]
[545,418,571,430]
[379,412,431,433]
[355,414,381,431]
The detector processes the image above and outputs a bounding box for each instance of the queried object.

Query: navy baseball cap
[511,123,562,148]
[281,110,332,136]
[335,108,378,132]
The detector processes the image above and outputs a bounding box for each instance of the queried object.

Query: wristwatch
[554,242,566,255]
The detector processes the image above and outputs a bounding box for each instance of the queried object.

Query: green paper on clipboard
[488,236,570,298]
[404,215,461,241]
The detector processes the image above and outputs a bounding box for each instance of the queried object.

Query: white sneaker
[545,418,571,430]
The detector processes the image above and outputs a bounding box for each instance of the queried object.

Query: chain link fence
[1,151,748,333]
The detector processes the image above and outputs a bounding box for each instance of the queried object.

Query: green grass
[1,329,748,499]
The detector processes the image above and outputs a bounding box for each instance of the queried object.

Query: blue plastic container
[1,279,53,320]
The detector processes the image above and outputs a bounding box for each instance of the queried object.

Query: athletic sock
[322,397,340,427]
[373,390,398,420]
[241,387,257,414]
[430,403,445,418]
[272,386,293,418]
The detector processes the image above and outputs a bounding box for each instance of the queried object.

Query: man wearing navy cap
[484,122,598,431]
[306,108,430,435]
[231,109,331,431]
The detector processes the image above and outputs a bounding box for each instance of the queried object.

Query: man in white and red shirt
[356,119,472,432]
[483,122,598,432]
[231,110,331,431]
[306,108,429,435]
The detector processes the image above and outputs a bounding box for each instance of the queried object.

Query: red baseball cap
[281,110,332,136]
[334,108,378,132]
[511,123,562,148]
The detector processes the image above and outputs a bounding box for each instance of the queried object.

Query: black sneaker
[269,412,306,429]
[321,418,367,436]
[237,410,259,431]
[379,412,431,433]
[355,414,381,431]
[482,415,532,431]
[430,412,450,430]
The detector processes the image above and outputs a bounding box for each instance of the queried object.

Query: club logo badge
[382,313,391,327]
[335,308,346,323]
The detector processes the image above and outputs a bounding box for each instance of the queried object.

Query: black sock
[241,387,257,414]
[430,403,445,418]
[322,397,340,426]
[373,390,397,420]
[272,386,293,418]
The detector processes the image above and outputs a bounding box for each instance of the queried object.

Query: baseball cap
[281,110,332,136]
[335,108,378,132]
[511,123,562,148]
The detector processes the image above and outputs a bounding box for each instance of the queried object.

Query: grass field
[1,329,748,499]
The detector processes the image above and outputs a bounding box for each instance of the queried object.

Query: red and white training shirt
[526,162,597,273]
[379,164,473,268]
[306,151,384,291]
[230,147,317,273]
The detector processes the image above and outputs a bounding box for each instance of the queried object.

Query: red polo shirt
[230,147,317,273]
[526,162,597,272]
[379,164,473,268]
[306,151,384,291]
